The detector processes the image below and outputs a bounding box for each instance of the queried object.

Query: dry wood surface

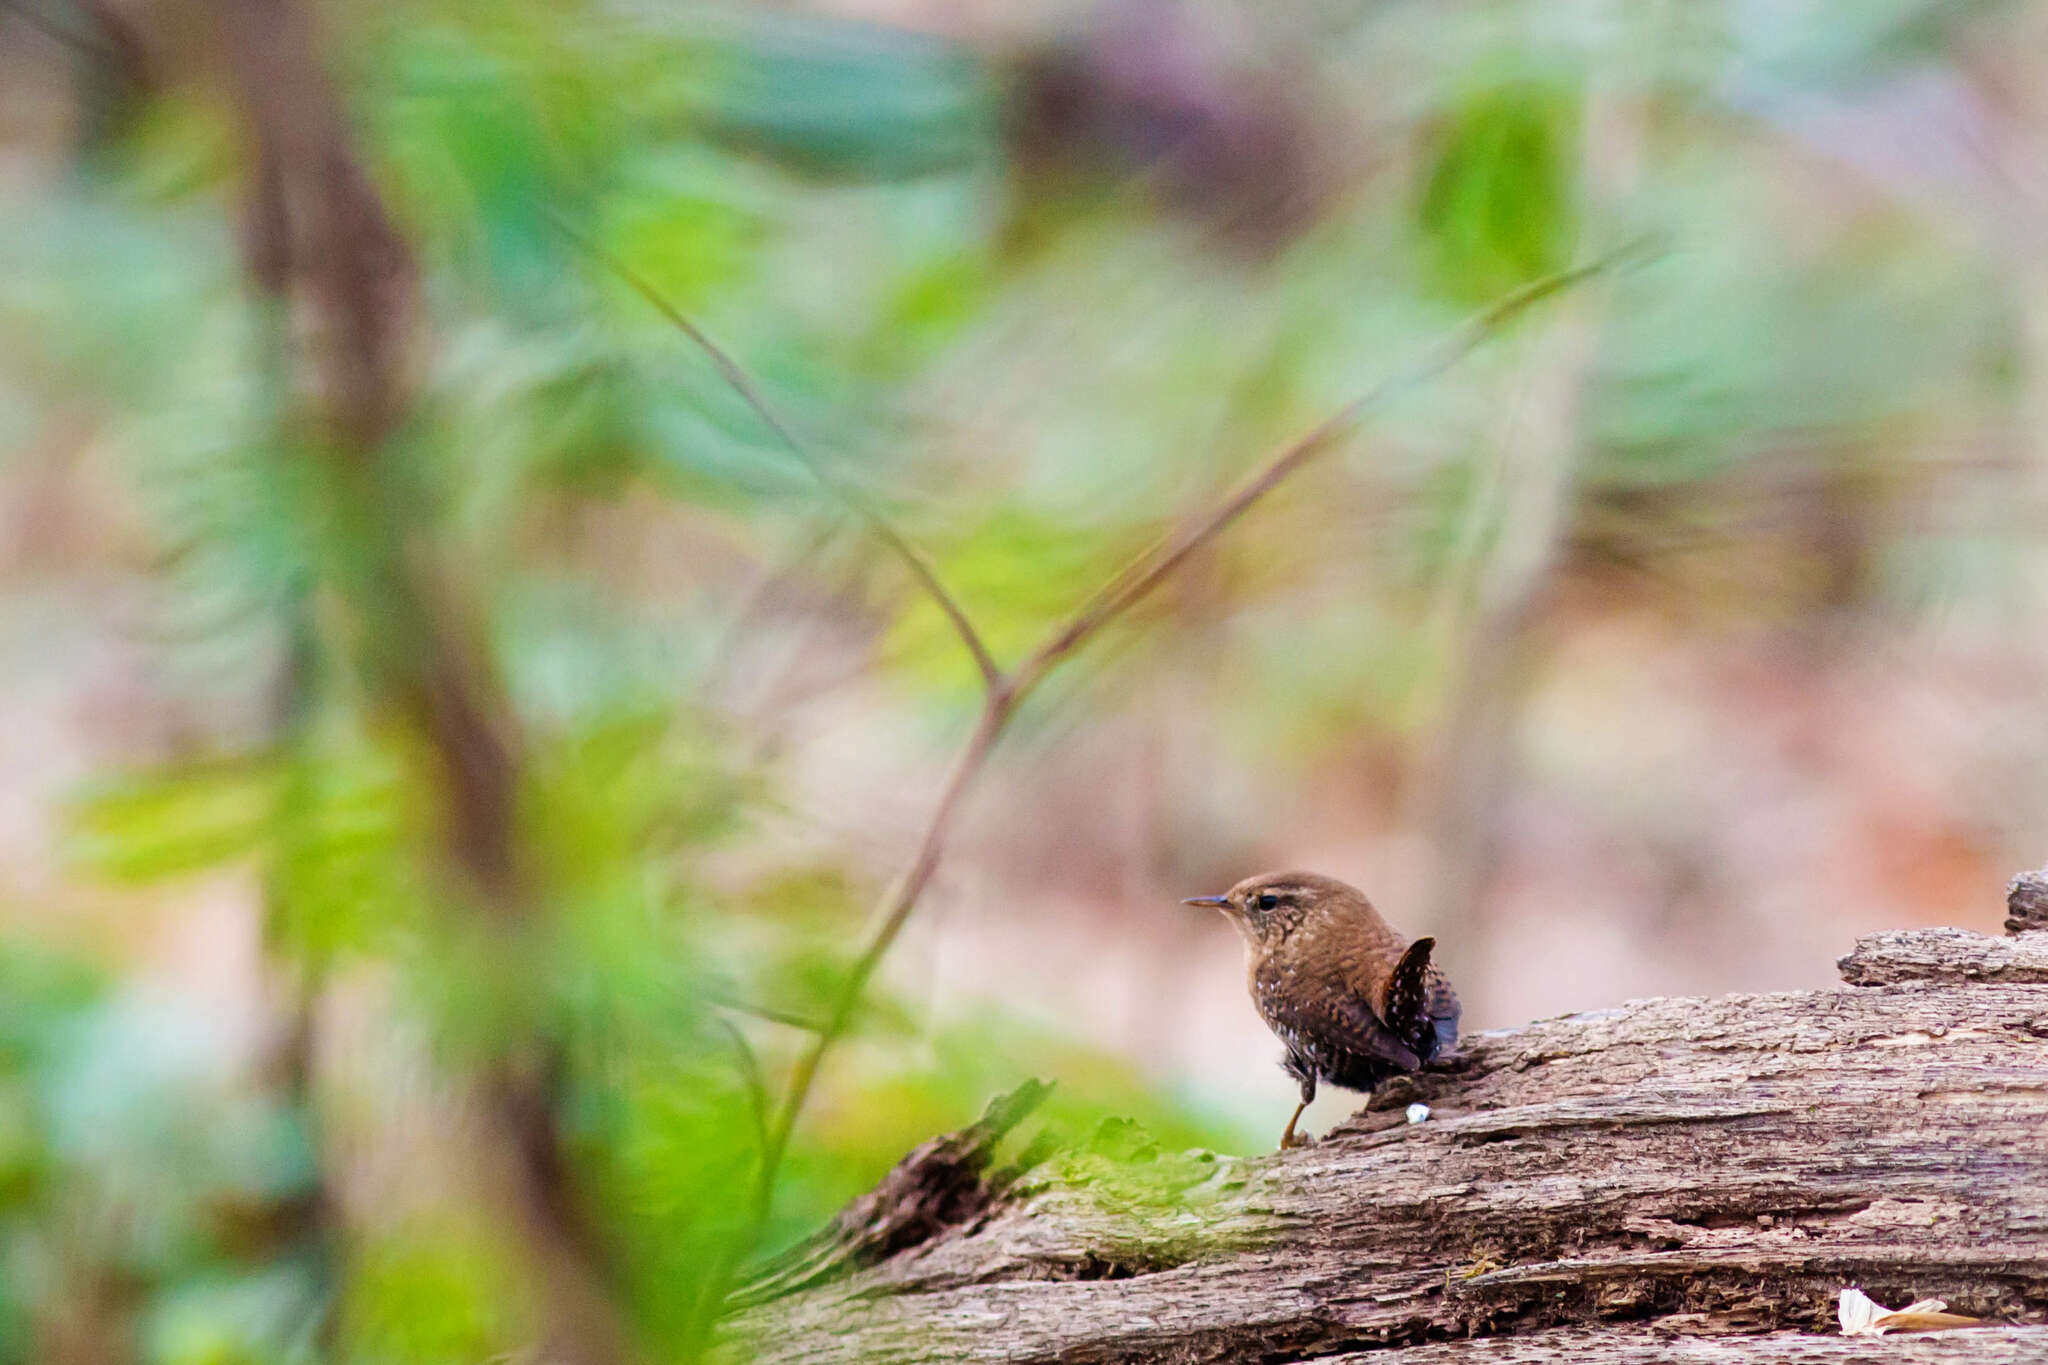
[727,891,2048,1364]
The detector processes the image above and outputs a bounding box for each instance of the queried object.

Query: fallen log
[727,904,2048,1363]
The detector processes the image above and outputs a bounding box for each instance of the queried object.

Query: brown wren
[1184,871,1459,1149]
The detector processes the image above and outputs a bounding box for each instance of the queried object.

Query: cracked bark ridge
[732,1078,1053,1311]
[726,926,2048,1364]
[2006,869,2048,936]
[1836,926,2048,986]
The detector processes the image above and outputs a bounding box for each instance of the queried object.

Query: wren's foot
[1278,1096,1313,1150]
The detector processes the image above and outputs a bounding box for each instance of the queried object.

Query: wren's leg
[1278,1098,1311,1150]
[1279,1073,1317,1150]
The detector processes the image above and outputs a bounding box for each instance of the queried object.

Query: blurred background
[4,0,2047,1360]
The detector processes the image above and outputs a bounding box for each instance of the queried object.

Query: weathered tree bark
[2006,869,2048,936]
[728,903,2048,1362]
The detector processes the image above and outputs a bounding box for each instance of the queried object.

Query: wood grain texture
[1323,1326,2048,1362]
[727,927,2048,1364]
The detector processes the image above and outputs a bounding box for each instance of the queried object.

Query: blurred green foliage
[342,1218,528,1365]
[0,943,325,1365]
[1418,81,1580,303]
[0,0,2038,1360]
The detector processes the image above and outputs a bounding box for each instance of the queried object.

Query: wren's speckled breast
[1183,871,1459,1149]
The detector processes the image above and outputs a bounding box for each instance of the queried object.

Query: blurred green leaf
[1417,81,1580,304]
[341,1218,530,1365]
[270,742,432,968]
[113,95,238,206]
[67,762,281,884]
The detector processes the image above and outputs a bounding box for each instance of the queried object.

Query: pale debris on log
[1837,1287,1981,1336]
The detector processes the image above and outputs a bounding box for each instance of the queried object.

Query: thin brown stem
[710,994,829,1034]
[1010,260,1608,697]
[682,685,1013,1357]
[549,210,1005,693]
[757,685,1014,1196]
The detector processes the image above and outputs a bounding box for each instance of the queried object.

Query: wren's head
[1182,870,1361,951]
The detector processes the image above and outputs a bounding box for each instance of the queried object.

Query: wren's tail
[1381,936,1451,1064]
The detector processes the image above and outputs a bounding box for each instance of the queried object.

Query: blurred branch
[213,3,626,1363]
[688,257,1609,1355]
[3,0,154,148]
[548,211,1005,693]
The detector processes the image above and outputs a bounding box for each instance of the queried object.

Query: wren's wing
[1379,937,1459,1062]
[1264,973,1422,1075]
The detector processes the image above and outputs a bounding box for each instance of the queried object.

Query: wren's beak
[1182,895,1230,908]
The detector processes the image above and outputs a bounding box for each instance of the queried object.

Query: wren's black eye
[1257,892,1280,911]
